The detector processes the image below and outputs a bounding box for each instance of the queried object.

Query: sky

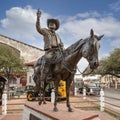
[0,0,120,72]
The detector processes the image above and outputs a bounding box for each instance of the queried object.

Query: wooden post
[100,88,104,112]
[51,89,55,103]
[74,87,78,96]
[83,87,86,100]
[2,90,7,115]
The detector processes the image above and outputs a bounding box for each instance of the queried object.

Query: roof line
[0,34,44,51]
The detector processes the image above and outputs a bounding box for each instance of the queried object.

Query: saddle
[35,50,64,83]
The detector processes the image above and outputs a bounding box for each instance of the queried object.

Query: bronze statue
[33,9,104,112]
[35,9,64,82]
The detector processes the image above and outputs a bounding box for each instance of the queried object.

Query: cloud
[110,38,120,48]
[58,13,120,50]
[109,0,120,12]
[0,6,120,72]
[1,6,35,33]
[0,5,51,47]
[60,15,120,38]
[0,6,120,49]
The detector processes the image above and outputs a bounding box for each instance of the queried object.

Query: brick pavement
[1,105,117,120]
[1,104,118,120]
[1,115,22,120]
[0,95,118,120]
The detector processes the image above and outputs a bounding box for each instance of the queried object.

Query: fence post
[74,87,78,96]
[108,82,110,88]
[51,89,55,103]
[2,90,7,115]
[100,88,105,112]
[115,81,117,89]
[83,87,86,100]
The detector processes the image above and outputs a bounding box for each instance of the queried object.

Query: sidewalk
[105,87,120,93]
[0,95,119,120]
[1,115,22,120]
[1,108,117,120]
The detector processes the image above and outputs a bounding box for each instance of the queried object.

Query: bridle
[62,37,98,75]
[77,66,94,75]
[62,62,94,75]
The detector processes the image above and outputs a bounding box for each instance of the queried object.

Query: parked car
[78,82,100,95]
[85,83,100,95]
[25,85,35,93]
[8,87,25,98]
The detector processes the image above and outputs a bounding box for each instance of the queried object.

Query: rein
[63,62,94,75]
[76,66,94,75]
[62,59,94,75]
[57,37,95,75]
[63,63,76,74]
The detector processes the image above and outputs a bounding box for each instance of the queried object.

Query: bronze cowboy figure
[33,9,104,112]
[35,9,64,83]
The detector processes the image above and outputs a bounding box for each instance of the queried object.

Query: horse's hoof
[68,108,73,112]
[43,101,47,104]
[53,107,58,112]
[38,101,42,105]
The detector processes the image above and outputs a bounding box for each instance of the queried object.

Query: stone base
[23,102,100,120]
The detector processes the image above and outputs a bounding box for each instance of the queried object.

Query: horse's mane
[64,38,86,56]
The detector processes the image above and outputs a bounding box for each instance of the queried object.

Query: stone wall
[0,34,44,62]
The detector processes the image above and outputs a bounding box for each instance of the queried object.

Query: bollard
[100,88,105,112]
[108,82,110,88]
[83,87,86,100]
[17,92,21,98]
[51,89,55,103]
[115,82,117,89]
[74,87,78,96]
[2,90,7,115]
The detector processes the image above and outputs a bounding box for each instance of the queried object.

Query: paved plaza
[0,93,119,120]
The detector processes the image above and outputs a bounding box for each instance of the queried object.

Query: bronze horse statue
[33,29,104,112]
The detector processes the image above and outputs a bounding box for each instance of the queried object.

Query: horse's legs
[53,81,59,112]
[33,67,43,105]
[38,77,43,105]
[38,78,46,105]
[42,81,47,104]
[66,79,73,112]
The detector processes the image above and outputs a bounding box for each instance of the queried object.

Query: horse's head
[82,29,104,70]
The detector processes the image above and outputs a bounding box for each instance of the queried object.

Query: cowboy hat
[47,19,59,30]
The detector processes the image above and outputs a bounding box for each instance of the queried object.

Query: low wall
[22,102,99,120]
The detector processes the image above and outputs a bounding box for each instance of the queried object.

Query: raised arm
[36,9,45,35]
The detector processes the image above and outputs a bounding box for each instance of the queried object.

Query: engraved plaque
[29,113,42,120]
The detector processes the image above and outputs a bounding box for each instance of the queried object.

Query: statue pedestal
[23,102,99,120]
